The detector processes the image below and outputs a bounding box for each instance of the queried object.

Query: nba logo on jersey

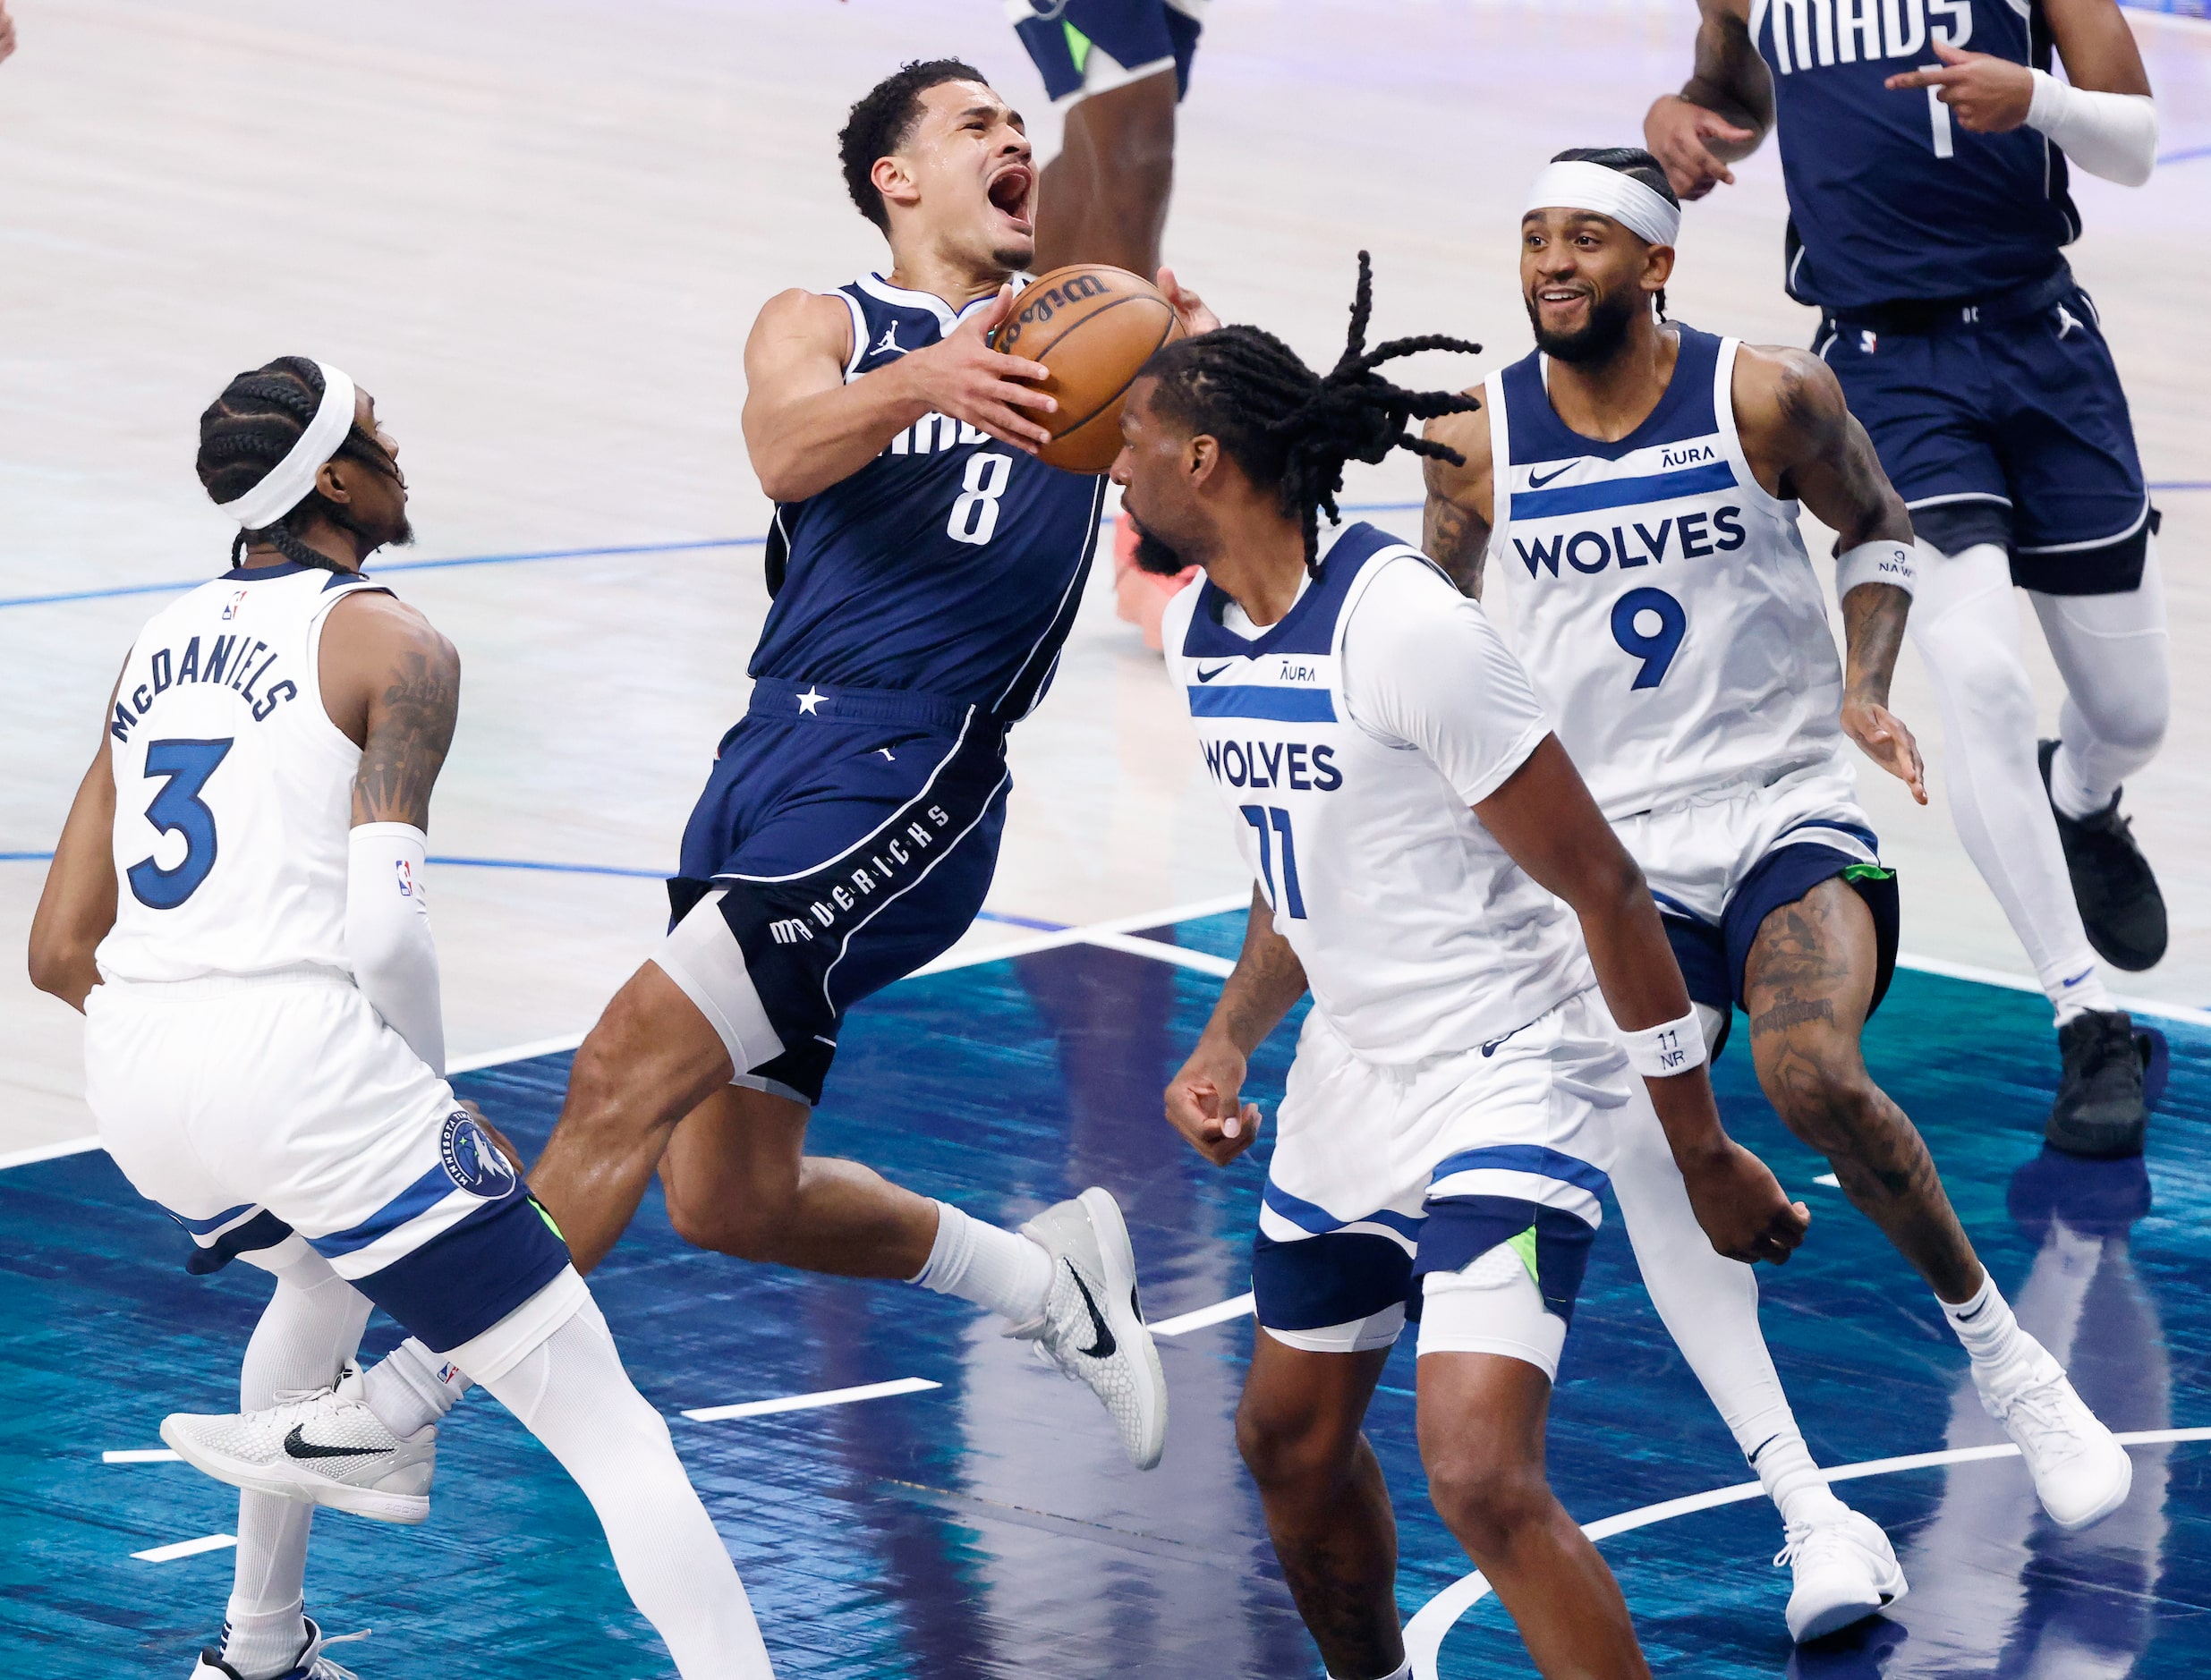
[1860,329,1878,354]
[220,590,247,622]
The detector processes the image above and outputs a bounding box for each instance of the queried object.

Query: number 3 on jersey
[1240,804,1307,919]
[128,737,234,909]
[947,452,1012,546]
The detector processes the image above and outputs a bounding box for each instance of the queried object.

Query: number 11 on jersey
[1240,804,1307,919]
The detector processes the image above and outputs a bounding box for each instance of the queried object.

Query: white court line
[1893,950,2211,1030]
[1076,929,1237,979]
[448,1033,588,1073]
[0,1134,103,1170]
[104,1448,181,1464]
[1152,1292,1255,1337]
[1404,1425,2211,1679]
[681,1376,941,1422]
[1814,1173,1841,1188]
[132,1532,236,1563]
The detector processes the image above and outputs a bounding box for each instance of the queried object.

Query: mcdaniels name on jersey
[110,622,304,741]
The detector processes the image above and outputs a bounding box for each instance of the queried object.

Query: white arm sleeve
[1339,556,1553,805]
[2027,69,2157,187]
[346,821,446,1076]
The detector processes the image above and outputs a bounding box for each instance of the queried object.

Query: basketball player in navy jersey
[1645,0,2167,1158]
[509,60,1215,1471]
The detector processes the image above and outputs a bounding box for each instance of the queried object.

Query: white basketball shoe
[188,1616,366,1679]
[1974,1342,2133,1531]
[162,1366,437,1524]
[1775,1509,1908,1642]
[1009,1187,1169,1471]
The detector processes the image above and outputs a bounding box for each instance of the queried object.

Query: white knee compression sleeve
[1607,1086,1848,1531]
[1416,1246,1566,1379]
[2032,538,2169,818]
[225,1240,373,1676]
[474,1296,772,1679]
[1909,542,2108,1017]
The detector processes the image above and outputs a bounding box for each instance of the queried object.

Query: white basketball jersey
[97,561,387,984]
[1162,523,1592,1063]
[1481,326,1847,821]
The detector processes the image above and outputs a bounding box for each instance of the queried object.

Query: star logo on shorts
[796,687,825,715]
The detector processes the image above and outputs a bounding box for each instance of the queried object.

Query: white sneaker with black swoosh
[1009,1187,1169,1471]
[161,1365,437,1524]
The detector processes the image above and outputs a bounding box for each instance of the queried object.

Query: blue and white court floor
[6,906,2207,1678]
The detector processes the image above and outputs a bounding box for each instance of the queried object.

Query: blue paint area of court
[3,911,2207,1676]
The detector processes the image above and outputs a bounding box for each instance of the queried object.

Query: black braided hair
[196,357,398,571]
[1550,146,1680,319]
[1138,253,1483,573]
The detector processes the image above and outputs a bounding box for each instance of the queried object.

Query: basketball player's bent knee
[1236,1374,1358,1493]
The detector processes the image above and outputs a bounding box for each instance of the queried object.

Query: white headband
[216,361,359,530]
[1523,160,1681,250]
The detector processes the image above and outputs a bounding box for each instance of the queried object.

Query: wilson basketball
[994,265,1185,474]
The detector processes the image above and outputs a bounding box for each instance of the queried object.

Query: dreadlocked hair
[196,356,398,571]
[1137,252,1483,573]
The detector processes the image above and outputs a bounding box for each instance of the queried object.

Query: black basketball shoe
[2039,740,2167,972]
[2046,1009,2149,1159]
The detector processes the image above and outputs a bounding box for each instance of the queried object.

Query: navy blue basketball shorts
[1662,846,1901,1051]
[1009,0,1206,105]
[659,679,1010,1107]
[1816,270,2154,596]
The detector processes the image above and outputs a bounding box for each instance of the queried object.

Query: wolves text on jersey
[1512,505,1747,580]
[110,633,302,742]
[1200,737,1344,793]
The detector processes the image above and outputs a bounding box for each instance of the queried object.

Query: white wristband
[1835,539,1918,600]
[1620,1007,1708,1079]
[2026,69,2157,189]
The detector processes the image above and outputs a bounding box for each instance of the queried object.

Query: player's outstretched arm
[1164,886,1306,1168]
[1475,739,1810,1265]
[1884,0,2152,181]
[1421,395,1492,598]
[1738,347,1927,803]
[1645,0,1773,200]
[28,689,122,1013]
[323,590,460,1073]
[744,284,1059,504]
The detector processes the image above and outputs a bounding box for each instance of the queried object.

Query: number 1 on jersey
[1241,804,1307,919]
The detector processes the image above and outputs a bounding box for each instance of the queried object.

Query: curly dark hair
[1137,253,1483,572]
[838,59,988,233]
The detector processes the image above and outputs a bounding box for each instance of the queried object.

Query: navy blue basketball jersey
[1750,0,2079,309]
[749,275,1107,720]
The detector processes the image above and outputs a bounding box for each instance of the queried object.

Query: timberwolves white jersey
[1162,523,1591,1062]
[1482,326,1846,821]
[98,560,386,984]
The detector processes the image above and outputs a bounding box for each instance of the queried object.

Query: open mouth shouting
[987,159,1035,234]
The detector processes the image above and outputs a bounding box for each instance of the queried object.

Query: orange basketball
[993,265,1185,474]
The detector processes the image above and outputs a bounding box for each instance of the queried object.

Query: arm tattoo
[1424,492,1489,599]
[1840,580,1910,709]
[1684,6,1773,132]
[354,647,458,827]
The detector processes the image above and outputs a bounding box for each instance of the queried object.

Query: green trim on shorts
[1506,1225,1540,1285]
[1841,863,1896,883]
[1063,20,1093,73]
[530,1197,565,1242]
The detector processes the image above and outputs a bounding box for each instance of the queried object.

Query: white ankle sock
[908,1201,1054,1325]
[1749,1430,1851,1532]
[361,1336,472,1438]
[2049,963,2114,1026]
[1942,1274,2033,1375]
[221,1596,309,1680]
